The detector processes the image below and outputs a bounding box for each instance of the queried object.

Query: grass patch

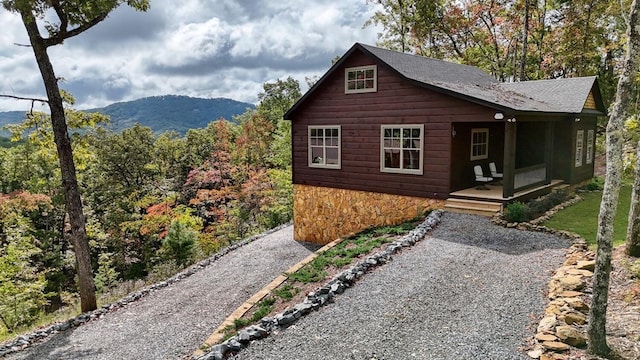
[273,285,299,300]
[542,184,632,247]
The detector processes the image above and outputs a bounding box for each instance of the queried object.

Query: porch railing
[514,163,547,191]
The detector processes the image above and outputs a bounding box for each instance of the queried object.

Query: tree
[256,77,302,125]
[2,0,150,312]
[587,0,640,355]
[0,192,51,333]
[626,138,640,256]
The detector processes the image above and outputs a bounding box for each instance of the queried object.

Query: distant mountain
[0,111,27,135]
[0,95,254,136]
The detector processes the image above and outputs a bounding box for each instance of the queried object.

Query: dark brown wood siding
[552,116,596,184]
[450,122,505,191]
[291,50,497,199]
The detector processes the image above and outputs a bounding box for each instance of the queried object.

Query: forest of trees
[0,77,300,335]
[365,0,633,107]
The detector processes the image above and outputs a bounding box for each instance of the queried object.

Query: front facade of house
[286,43,606,244]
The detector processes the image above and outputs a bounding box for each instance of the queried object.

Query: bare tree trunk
[587,0,640,355]
[19,10,97,312]
[519,0,530,81]
[627,139,640,257]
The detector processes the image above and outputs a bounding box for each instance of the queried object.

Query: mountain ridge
[0,95,254,136]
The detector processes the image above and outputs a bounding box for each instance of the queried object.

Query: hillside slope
[0,95,254,136]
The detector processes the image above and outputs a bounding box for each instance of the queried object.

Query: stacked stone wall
[293,185,444,244]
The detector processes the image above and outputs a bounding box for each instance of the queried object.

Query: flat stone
[576,260,596,271]
[528,348,544,358]
[564,298,589,311]
[556,325,587,347]
[545,304,562,316]
[535,333,558,342]
[537,315,557,333]
[566,268,594,277]
[558,275,584,291]
[564,312,586,325]
[542,341,571,351]
[559,290,583,298]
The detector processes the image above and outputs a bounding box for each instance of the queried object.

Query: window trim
[575,129,584,167]
[345,65,377,94]
[470,128,489,161]
[380,124,424,175]
[586,129,594,164]
[308,125,341,169]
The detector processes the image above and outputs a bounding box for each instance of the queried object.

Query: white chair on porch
[474,165,493,190]
[489,162,503,184]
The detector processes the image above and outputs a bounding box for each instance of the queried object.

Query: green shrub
[94,252,119,293]
[504,202,529,223]
[162,220,197,267]
[587,177,604,191]
[631,260,640,279]
[547,189,569,206]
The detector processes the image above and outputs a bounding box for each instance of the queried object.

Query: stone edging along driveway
[193,210,445,360]
[0,222,293,358]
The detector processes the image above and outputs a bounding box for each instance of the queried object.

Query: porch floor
[449,179,565,203]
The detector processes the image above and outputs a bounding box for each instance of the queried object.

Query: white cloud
[0,0,382,112]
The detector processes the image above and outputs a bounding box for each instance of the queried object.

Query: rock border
[492,192,599,360]
[528,241,595,360]
[0,222,293,357]
[194,210,444,360]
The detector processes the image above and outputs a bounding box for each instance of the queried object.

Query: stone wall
[293,184,444,244]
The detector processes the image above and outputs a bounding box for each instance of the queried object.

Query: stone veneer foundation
[293,184,444,244]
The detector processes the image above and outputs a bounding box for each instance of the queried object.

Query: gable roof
[285,43,607,119]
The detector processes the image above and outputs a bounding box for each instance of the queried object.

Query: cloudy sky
[0,1,381,112]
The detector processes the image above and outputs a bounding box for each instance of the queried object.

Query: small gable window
[309,126,341,169]
[470,128,489,161]
[586,129,594,164]
[380,124,423,175]
[345,65,377,94]
[575,130,584,167]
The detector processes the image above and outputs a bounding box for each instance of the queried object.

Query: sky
[0,0,381,112]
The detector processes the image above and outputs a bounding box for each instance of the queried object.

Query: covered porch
[449,116,578,199]
[445,179,565,216]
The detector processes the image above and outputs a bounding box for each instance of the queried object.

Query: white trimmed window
[345,65,377,94]
[380,124,424,175]
[308,126,341,169]
[470,128,489,161]
[575,130,584,167]
[586,129,594,164]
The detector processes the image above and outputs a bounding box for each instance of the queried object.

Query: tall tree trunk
[587,0,640,355]
[519,0,530,81]
[627,139,640,257]
[19,10,97,312]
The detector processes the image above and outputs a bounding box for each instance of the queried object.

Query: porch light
[575,118,581,122]
[507,117,517,123]
[494,112,504,120]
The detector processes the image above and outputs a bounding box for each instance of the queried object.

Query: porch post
[544,121,554,184]
[503,120,516,198]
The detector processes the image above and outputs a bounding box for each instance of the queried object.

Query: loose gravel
[4,225,315,360]
[230,212,571,360]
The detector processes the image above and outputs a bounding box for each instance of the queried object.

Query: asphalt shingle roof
[285,43,605,119]
[359,43,602,114]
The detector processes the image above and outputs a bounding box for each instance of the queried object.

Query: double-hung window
[308,126,341,169]
[380,125,423,175]
[345,65,377,94]
[575,130,584,167]
[470,128,489,161]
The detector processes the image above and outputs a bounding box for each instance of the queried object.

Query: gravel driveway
[5,225,315,360]
[230,212,570,360]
